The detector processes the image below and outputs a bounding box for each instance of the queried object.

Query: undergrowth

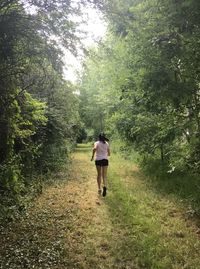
[140,158,200,218]
[105,153,200,269]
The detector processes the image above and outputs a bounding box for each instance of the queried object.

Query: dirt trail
[0,145,115,269]
[1,144,200,269]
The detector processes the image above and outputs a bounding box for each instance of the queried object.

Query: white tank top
[94,141,109,160]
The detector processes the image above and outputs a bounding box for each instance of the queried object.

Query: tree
[0,0,84,210]
[79,0,200,171]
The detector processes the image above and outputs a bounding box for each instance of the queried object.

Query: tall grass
[140,158,200,217]
[104,153,200,269]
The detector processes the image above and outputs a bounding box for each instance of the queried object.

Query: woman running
[91,133,110,196]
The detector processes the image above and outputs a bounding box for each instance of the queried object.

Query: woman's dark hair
[98,133,109,143]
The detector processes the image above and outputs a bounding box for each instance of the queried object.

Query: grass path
[0,144,200,269]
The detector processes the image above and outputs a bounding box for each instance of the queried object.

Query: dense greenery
[79,0,200,173]
[0,0,86,218]
[2,0,200,219]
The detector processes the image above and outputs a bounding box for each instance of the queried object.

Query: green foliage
[0,157,24,194]
[79,0,200,173]
[0,0,84,220]
[78,36,128,139]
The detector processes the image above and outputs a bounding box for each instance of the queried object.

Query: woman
[91,133,110,196]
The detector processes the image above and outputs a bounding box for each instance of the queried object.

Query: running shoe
[102,186,107,197]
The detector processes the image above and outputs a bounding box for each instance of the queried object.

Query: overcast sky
[23,1,106,82]
[63,7,107,82]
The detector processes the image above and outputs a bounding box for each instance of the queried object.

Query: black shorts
[95,159,109,166]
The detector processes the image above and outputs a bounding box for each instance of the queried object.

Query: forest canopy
[79,0,200,173]
[0,0,93,217]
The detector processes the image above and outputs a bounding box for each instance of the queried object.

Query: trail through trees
[0,144,200,269]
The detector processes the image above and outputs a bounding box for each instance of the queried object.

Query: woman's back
[94,141,109,160]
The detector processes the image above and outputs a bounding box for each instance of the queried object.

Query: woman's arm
[107,146,110,156]
[91,145,96,161]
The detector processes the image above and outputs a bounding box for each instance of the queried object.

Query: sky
[63,7,107,82]
[22,1,106,82]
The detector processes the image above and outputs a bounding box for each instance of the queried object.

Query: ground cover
[0,144,200,269]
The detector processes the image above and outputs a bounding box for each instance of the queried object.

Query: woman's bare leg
[96,165,102,190]
[102,166,108,187]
